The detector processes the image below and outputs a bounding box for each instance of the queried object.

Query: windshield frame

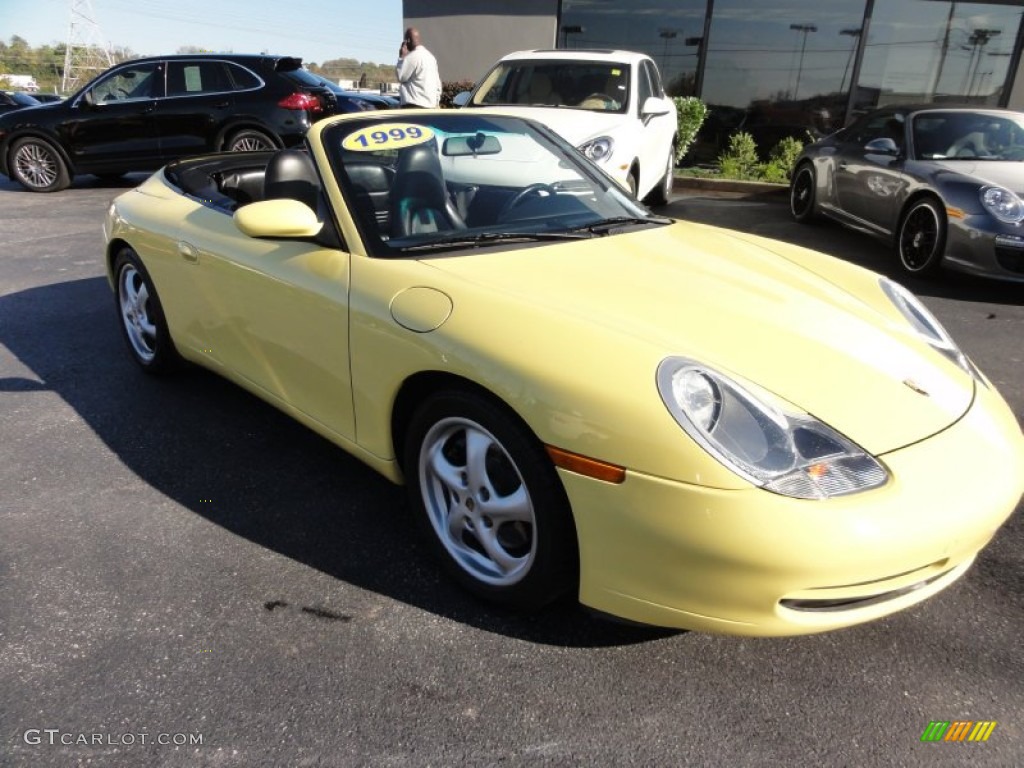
[322,112,658,258]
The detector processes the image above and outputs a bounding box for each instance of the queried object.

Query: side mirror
[865,137,900,156]
[234,199,322,238]
[452,91,471,108]
[81,89,95,108]
[641,96,673,118]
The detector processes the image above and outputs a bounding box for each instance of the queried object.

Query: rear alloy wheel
[897,198,946,276]
[405,391,577,609]
[790,163,817,223]
[114,247,179,373]
[225,129,277,152]
[645,148,675,206]
[10,137,70,192]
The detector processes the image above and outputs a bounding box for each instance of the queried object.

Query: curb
[671,175,789,200]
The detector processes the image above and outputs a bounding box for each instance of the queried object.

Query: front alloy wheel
[897,198,946,276]
[114,248,179,373]
[405,391,577,608]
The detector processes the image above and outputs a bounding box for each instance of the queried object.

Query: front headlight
[579,136,614,163]
[879,277,976,378]
[657,358,888,499]
[980,186,1024,223]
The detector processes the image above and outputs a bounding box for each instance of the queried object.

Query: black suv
[0,54,338,192]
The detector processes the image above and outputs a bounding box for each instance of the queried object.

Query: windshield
[913,111,1024,161]
[470,60,630,113]
[325,113,660,257]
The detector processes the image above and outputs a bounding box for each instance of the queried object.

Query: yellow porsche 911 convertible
[104,111,1024,636]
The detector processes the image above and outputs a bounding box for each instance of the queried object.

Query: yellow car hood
[420,221,974,456]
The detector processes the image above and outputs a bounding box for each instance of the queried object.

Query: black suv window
[226,63,262,91]
[166,61,233,97]
[90,63,161,102]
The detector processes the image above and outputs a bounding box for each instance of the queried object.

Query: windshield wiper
[565,215,672,235]
[398,231,594,252]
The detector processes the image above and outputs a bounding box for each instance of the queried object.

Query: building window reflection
[559,0,708,95]
[854,0,1022,114]
[555,0,1024,162]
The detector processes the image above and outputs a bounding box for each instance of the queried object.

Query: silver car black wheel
[897,198,946,275]
[419,416,537,586]
[404,391,578,608]
[11,137,70,192]
[790,164,816,222]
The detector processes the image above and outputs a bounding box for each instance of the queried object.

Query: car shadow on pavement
[0,276,679,648]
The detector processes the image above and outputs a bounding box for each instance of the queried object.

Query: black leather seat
[390,144,466,237]
[264,149,320,211]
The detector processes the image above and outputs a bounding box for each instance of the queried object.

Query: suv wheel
[225,129,277,152]
[10,137,71,192]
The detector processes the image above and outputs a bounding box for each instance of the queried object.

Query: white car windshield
[325,113,664,257]
[471,61,630,113]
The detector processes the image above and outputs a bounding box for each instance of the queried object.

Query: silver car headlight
[657,358,889,500]
[879,277,977,378]
[980,186,1024,223]
[579,136,614,163]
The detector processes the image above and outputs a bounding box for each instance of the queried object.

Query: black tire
[113,247,180,374]
[644,147,675,207]
[897,197,946,276]
[224,129,277,152]
[404,390,578,609]
[790,162,817,223]
[10,137,70,192]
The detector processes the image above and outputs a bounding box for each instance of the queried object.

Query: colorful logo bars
[920,721,997,742]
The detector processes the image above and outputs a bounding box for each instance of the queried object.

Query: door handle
[177,241,199,263]
[213,100,230,109]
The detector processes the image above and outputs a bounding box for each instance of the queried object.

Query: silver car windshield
[914,111,1024,161]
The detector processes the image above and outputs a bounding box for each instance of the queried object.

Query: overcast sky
[1,0,404,65]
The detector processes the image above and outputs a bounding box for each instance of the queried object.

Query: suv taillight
[278,92,321,112]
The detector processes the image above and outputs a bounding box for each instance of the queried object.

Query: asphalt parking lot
[1,173,1022,767]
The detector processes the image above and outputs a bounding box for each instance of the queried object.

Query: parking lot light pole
[790,23,817,101]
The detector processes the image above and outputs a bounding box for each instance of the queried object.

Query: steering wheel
[498,183,557,220]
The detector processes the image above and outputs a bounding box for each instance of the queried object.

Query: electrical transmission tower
[62,0,113,94]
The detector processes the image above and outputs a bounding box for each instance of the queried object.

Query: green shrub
[757,161,790,184]
[767,136,806,180]
[440,80,475,108]
[717,131,759,180]
[672,96,708,162]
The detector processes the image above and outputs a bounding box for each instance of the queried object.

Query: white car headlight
[879,277,977,378]
[579,136,614,163]
[980,186,1024,223]
[657,358,888,499]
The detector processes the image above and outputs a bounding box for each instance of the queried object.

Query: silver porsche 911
[790,105,1024,282]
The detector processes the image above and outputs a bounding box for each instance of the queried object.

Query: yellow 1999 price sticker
[342,123,435,151]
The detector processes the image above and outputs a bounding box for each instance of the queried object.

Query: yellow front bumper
[565,383,1024,636]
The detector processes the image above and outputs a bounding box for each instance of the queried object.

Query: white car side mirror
[641,96,672,117]
[452,91,471,108]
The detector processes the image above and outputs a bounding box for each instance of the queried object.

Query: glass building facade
[557,0,1024,160]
